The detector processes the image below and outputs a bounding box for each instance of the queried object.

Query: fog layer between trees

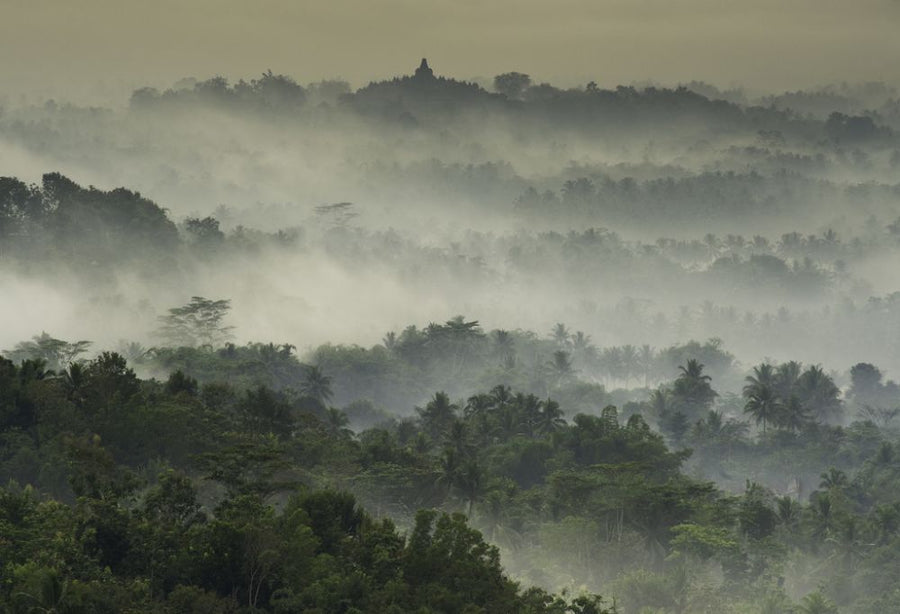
[4,62,900,612]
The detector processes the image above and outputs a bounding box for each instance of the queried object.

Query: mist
[4,12,900,612]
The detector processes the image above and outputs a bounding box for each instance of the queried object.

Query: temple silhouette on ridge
[350,57,496,117]
[414,58,434,80]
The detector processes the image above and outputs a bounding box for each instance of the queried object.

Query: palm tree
[63,361,87,405]
[548,350,574,390]
[870,503,900,544]
[457,459,485,516]
[620,344,639,388]
[418,391,459,440]
[672,359,717,418]
[638,344,655,387]
[601,346,624,385]
[779,395,810,432]
[776,495,800,528]
[828,515,865,573]
[464,392,493,424]
[325,407,352,438]
[743,363,777,399]
[514,393,543,437]
[819,467,848,491]
[648,388,671,420]
[301,365,333,405]
[571,331,592,352]
[493,329,515,363]
[797,592,838,614]
[743,384,782,434]
[382,331,397,351]
[444,418,471,456]
[809,494,833,543]
[436,447,461,499]
[774,360,802,399]
[489,384,512,407]
[679,358,710,382]
[551,322,571,348]
[536,399,566,435]
[797,365,842,423]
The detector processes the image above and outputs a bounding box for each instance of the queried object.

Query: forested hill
[3,312,900,611]
[4,63,900,611]
[0,173,177,266]
[128,61,895,144]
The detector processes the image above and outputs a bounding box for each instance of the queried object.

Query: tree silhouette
[743,384,782,434]
[670,359,717,420]
[157,297,234,348]
[300,365,334,406]
[493,72,531,99]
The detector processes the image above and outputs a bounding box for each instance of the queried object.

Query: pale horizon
[3,0,900,105]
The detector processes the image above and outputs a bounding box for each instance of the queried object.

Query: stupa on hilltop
[414,58,435,80]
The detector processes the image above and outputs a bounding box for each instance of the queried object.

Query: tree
[796,365,842,423]
[743,384,782,434]
[324,407,352,438]
[536,399,566,435]
[774,360,802,399]
[4,332,91,372]
[299,365,333,407]
[184,216,225,246]
[418,391,459,441]
[670,359,717,419]
[157,297,234,348]
[797,591,838,614]
[551,323,571,347]
[743,363,776,399]
[779,395,810,432]
[493,72,531,99]
[549,350,574,389]
[239,386,294,439]
[620,345,639,387]
[403,510,521,612]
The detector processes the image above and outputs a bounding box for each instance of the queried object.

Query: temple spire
[414,58,434,80]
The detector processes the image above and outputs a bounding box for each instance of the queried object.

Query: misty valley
[5,61,900,613]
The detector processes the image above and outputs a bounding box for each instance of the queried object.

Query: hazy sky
[2,0,900,103]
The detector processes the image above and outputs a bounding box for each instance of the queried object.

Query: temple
[414,58,434,80]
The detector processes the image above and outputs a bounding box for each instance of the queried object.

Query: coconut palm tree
[325,407,352,438]
[536,399,566,435]
[743,363,777,399]
[779,395,810,432]
[300,365,333,405]
[456,459,485,516]
[774,360,802,399]
[418,391,459,440]
[551,322,571,348]
[493,329,515,363]
[620,344,639,388]
[612,347,633,385]
[776,495,800,528]
[382,331,397,351]
[743,384,782,434]
[797,592,838,614]
[671,359,717,419]
[797,365,842,423]
[444,418,472,457]
[637,344,655,387]
[548,350,574,389]
[819,467,848,491]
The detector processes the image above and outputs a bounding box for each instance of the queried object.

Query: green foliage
[156,296,234,348]
[3,327,900,612]
[3,332,91,372]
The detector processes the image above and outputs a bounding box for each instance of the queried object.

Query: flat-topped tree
[157,296,234,348]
